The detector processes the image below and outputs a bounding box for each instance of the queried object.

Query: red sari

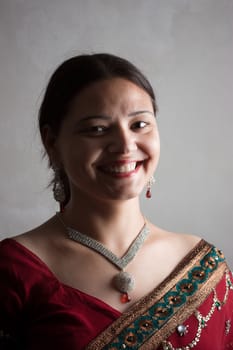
[0,238,233,349]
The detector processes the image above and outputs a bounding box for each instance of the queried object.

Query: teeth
[106,162,137,173]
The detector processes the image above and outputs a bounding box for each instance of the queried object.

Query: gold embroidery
[162,270,232,350]
[86,241,226,350]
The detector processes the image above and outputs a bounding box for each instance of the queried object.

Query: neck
[60,195,145,252]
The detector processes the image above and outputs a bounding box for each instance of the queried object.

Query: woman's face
[50,78,160,202]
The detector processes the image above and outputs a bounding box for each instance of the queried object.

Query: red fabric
[0,239,120,349]
[1,239,233,349]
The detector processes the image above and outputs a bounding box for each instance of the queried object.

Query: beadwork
[226,320,231,335]
[98,245,226,350]
[162,271,233,350]
[56,213,150,302]
[177,324,189,336]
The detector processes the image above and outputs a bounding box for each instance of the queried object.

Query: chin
[74,181,144,202]
[103,187,142,202]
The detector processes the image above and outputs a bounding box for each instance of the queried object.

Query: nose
[107,126,137,154]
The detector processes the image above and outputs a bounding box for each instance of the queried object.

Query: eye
[91,126,107,133]
[80,125,108,136]
[131,121,149,130]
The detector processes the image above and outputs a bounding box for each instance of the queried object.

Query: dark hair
[39,53,157,205]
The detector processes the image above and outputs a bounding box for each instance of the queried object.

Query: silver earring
[52,166,66,212]
[146,175,155,198]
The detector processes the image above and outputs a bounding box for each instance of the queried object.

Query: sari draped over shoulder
[86,240,233,350]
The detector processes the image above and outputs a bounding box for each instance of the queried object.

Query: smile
[107,162,136,173]
[99,161,143,177]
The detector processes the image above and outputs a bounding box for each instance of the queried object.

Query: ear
[41,125,61,166]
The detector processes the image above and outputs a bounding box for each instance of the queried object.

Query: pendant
[113,271,135,293]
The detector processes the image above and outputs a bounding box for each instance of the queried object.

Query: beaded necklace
[56,213,150,303]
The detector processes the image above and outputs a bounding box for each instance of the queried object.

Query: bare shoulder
[170,231,202,251]
[148,222,202,261]
[13,217,54,243]
[12,216,64,259]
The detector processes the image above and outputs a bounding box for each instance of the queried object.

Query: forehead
[68,78,153,116]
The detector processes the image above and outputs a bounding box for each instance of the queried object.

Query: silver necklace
[56,213,150,303]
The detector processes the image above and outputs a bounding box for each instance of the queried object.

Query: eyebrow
[78,110,154,122]
[128,110,154,117]
[78,115,111,122]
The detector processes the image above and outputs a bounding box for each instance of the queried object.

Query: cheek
[144,133,160,158]
[153,130,160,155]
[59,141,101,173]
[143,136,160,174]
[155,139,161,159]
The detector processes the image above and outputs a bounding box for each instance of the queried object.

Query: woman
[0,53,232,349]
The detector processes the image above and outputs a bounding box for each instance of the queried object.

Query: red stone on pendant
[146,189,151,198]
[120,293,131,303]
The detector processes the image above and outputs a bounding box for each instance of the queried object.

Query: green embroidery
[201,319,206,328]
[103,247,225,350]
[215,300,221,310]
[227,278,233,289]
[134,316,155,333]
[176,278,197,296]
[149,302,173,320]
[164,291,186,307]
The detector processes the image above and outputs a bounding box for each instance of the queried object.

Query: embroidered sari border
[86,240,224,350]
[141,262,227,349]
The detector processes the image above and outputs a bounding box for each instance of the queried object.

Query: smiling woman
[45,77,160,203]
[0,53,233,350]
[39,54,158,209]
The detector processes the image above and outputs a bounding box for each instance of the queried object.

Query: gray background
[0,0,232,267]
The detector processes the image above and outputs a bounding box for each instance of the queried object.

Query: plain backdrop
[0,0,232,267]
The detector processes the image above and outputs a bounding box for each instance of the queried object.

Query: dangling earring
[146,175,155,199]
[52,166,66,212]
